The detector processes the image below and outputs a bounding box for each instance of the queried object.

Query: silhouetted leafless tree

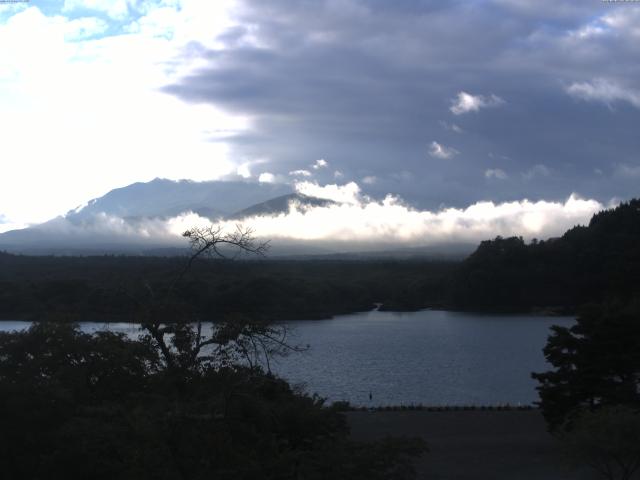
[136,224,304,374]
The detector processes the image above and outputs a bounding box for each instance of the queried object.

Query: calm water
[0,310,574,406]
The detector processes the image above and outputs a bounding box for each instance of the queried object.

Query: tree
[133,224,301,375]
[532,304,640,430]
[0,223,428,479]
[561,406,640,480]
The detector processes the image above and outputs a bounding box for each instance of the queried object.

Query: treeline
[0,254,454,321]
[451,199,640,312]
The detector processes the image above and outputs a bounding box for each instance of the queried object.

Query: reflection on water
[0,310,573,406]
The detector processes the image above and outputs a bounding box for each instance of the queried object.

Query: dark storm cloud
[164,0,640,208]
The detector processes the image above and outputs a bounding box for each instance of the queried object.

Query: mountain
[65,178,294,221]
[229,193,336,219]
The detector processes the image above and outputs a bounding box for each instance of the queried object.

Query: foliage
[532,304,640,430]
[0,324,426,479]
[0,253,454,321]
[560,406,640,480]
[452,199,640,311]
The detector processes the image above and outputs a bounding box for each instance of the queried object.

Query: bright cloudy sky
[1,0,639,237]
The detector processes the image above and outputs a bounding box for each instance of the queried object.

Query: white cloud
[523,164,550,180]
[294,181,362,205]
[0,214,27,234]
[566,78,640,109]
[258,172,276,183]
[429,141,459,159]
[208,191,603,245]
[312,159,329,170]
[289,169,312,177]
[236,163,252,178]
[485,168,508,180]
[450,91,505,115]
[334,170,344,178]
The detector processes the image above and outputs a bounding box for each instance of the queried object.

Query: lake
[0,309,574,406]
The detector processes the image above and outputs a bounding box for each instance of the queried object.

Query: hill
[451,198,640,312]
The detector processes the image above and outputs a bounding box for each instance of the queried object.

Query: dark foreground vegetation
[0,322,426,480]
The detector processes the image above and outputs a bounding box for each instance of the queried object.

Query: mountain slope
[66,178,293,221]
[451,198,640,311]
[229,193,336,219]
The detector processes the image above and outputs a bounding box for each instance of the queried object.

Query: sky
[1,0,639,242]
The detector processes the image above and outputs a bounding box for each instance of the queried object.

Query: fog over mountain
[0,178,606,257]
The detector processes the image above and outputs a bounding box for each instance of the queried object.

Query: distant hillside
[66,178,293,221]
[451,199,640,312]
[229,193,336,219]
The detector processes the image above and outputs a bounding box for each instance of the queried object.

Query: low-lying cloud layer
[19,182,604,254]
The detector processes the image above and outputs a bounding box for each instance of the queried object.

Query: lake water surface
[0,310,574,406]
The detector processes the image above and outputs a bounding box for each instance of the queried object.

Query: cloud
[63,0,131,20]
[566,78,640,109]
[161,1,640,209]
[429,141,459,159]
[258,172,276,183]
[294,181,362,205]
[289,169,312,177]
[313,159,329,170]
[0,213,27,234]
[485,168,508,180]
[450,92,505,115]
[204,191,604,247]
[4,0,640,229]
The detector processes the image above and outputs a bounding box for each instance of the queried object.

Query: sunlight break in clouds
[450,92,505,115]
[0,2,249,226]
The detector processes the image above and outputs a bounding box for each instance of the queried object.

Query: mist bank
[0,184,605,257]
